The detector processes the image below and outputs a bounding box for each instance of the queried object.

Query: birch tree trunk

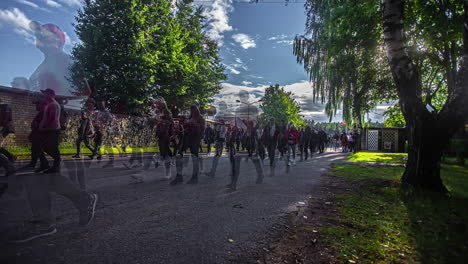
[382,0,468,192]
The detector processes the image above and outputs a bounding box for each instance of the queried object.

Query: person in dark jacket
[300,126,312,161]
[72,99,95,158]
[204,124,215,154]
[171,105,205,185]
[262,118,279,176]
[153,97,173,179]
[317,129,327,154]
[24,99,48,169]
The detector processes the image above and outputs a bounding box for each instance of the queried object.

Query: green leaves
[296,0,391,126]
[70,0,225,115]
[260,84,304,128]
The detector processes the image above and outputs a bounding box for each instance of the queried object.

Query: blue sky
[0,0,387,122]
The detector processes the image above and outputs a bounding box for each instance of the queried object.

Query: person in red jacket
[286,122,300,166]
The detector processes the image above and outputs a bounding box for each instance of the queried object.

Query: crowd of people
[0,89,361,243]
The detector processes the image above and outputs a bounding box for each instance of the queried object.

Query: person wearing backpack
[72,99,96,158]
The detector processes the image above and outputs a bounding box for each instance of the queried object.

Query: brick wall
[0,86,38,146]
[0,85,158,148]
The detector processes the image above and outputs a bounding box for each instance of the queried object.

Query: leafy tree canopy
[259,84,304,128]
[70,0,226,115]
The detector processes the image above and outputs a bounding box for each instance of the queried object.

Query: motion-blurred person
[153,98,173,179]
[300,126,312,161]
[206,119,227,177]
[171,105,205,185]
[9,171,98,243]
[340,131,349,152]
[204,124,215,154]
[90,101,113,160]
[286,122,300,166]
[262,118,279,176]
[73,99,96,158]
[24,99,47,169]
[226,90,263,191]
[317,129,327,154]
[36,89,62,173]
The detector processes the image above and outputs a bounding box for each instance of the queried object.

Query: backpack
[59,104,68,131]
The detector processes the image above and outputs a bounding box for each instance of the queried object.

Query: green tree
[294,0,394,127]
[298,0,467,192]
[382,0,467,192]
[260,84,304,127]
[70,0,225,115]
[383,105,406,128]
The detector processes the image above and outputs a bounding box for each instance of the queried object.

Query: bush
[449,139,468,165]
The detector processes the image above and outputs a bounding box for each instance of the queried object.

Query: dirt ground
[236,173,348,264]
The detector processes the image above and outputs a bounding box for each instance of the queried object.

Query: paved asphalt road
[0,150,346,264]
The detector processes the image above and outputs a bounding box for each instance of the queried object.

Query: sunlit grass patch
[346,152,408,164]
[325,164,468,263]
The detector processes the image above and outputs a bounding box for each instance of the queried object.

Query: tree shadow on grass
[400,187,468,263]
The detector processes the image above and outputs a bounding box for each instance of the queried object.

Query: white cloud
[268,34,288,41]
[225,65,240,75]
[241,81,253,86]
[55,0,81,6]
[15,0,52,12]
[235,57,242,64]
[0,8,34,43]
[45,0,62,8]
[0,7,73,46]
[232,33,256,49]
[203,0,234,46]
[277,40,293,45]
[16,0,38,8]
[63,30,72,46]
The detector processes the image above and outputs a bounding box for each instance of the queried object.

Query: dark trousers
[300,145,309,160]
[318,141,325,153]
[206,142,212,153]
[176,136,201,179]
[30,132,48,167]
[93,131,103,156]
[76,135,95,155]
[0,147,15,162]
[38,130,61,169]
[0,151,15,175]
[267,143,276,167]
[19,172,91,225]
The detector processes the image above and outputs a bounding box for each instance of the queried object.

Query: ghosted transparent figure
[11,21,90,110]
[170,105,205,185]
[226,90,264,191]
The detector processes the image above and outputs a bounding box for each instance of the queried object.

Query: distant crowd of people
[0,89,362,243]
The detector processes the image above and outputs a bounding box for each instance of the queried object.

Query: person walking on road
[206,119,227,177]
[262,118,279,176]
[36,89,62,173]
[340,131,348,152]
[204,124,215,154]
[153,97,173,180]
[170,105,205,185]
[300,126,312,161]
[286,122,300,166]
[72,99,95,159]
[317,129,327,154]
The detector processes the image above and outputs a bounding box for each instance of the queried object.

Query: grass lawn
[325,161,468,263]
[346,151,408,164]
[4,144,160,158]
